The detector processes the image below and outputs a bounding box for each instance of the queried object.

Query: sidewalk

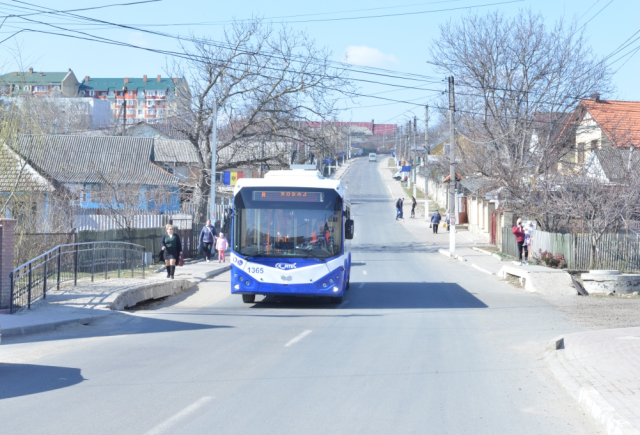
[548,327,640,435]
[0,260,229,340]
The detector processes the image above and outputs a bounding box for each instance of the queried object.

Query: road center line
[144,396,213,435]
[285,330,312,347]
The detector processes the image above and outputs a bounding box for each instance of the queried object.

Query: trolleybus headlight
[234,284,240,290]
[333,287,339,292]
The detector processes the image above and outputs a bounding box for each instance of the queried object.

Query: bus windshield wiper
[293,247,328,259]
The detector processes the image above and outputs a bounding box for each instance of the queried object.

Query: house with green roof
[79,75,187,125]
[0,68,80,97]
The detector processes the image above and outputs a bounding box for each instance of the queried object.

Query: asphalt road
[0,158,600,435]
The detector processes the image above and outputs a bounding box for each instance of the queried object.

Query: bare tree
[429,9,613,229]
[168,18,352,221]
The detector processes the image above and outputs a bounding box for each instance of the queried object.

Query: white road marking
[363,270,367,275]
[285,330,313,347]
[387,185,393,195]
[144,397,213,435]
[338,300,350,308]
[358,283,364,288]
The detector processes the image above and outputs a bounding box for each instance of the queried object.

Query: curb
[1,314,112,339]
[547,337,640,435]
[471,246,511,261]
[438,249,466,262]
[0,266,231,341]
[471,264,495,275]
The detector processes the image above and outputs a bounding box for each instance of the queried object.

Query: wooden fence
[501,227,640,272]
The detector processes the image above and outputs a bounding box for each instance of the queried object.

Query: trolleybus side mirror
[345,219,354,239]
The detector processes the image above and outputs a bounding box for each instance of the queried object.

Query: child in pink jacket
[216,233,229,263]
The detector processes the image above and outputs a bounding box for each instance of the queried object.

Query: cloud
[128,31,149,48]
[343,46,398,68]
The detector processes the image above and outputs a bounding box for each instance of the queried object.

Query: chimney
[157,74,161,82]
[85,76,89,82]
[124,77,129,84]
[173,77,178,84]
[591,93,601,103]
[143,75,147,82]
[28,67,33,74]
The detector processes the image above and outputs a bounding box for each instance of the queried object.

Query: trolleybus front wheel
[242,294,256,304]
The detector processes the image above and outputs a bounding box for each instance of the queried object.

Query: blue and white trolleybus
[229,169,354,304]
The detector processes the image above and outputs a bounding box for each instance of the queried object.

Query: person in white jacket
[216,232,229,263]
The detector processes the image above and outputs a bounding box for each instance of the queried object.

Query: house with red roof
[563,95,640,168]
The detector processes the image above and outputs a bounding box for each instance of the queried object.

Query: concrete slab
[499,264,576,295]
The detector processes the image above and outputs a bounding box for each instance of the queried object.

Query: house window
[126,109,134,115]
[82,185,88,202]
[148,109,156,115]
[157,90,165,97]
[147,100,155,107]
[88,90,95,96]
[128,90,134,96]
[577,142,585,164]
[147,90,156,97]
[157,109,164,117]
[591,140,598,151]
[34,85,47,92]
[100,91,107,96]
[137,109,143,115]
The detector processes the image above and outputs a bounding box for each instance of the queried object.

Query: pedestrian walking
[395,197,404,220]
[161,224,182,279]
[198,219,217,262]
[512,218,527,266]
[430,210,441,234]
[216,232,229,263]
[410,196,417,218]
[445,212,451,231]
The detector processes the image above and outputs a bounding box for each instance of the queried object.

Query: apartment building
[79,75,186,124]
[0,68,80,97]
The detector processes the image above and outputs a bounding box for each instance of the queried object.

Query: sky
[1,0,639,128]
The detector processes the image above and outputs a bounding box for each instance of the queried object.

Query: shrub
[533,249,567,269]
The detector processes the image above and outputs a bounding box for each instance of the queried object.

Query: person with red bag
[512,218,526,266]
[161,224,182,279]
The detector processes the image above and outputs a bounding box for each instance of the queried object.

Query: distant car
[392,170,402,180]
[369,153,377,162]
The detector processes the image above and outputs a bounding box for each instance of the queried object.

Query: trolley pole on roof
[210,100,217,223]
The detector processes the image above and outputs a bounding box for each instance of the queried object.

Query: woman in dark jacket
[162,224,182,279]
[430,211,441,234]
[198,219,217,262]
[410,196,417,218]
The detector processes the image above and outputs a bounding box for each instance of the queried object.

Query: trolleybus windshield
[234,187,343,259]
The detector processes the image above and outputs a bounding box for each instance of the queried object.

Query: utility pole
[448,76,456,255]
[209,100,217,223]
[121,86,128,136]
[424,105,429,221]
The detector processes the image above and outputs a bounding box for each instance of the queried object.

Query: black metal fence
[9,242,146,314]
